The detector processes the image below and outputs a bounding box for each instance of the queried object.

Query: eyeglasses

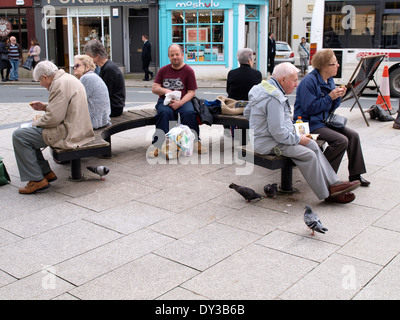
[73,64,82,69]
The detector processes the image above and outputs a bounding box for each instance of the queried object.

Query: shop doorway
[245,6,260,69]
[47,17,68,70]
[129,8,149,73]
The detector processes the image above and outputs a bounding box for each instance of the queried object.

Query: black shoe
[143,78,149,81]
[349,174,370,187]
[150,73,154,80]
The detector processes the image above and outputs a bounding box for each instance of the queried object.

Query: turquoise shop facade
[158,0,269,79]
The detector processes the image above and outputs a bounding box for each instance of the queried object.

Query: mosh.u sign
[175,0,220,8]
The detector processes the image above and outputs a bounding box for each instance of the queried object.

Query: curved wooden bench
[238,139,326,193]
[50,108,321,189]
[50,109,157,181]
[50,109,249,181]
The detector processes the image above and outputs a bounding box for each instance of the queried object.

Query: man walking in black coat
[267,32,276,74]
[141,34,153,81]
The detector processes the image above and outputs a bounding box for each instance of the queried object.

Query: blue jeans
[9,59,20,80]
[153,98,199,147]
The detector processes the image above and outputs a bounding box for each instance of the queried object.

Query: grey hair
[237,48,254,64]
[33,60,58,81]
[83,39,108,59]
[272,62,300,79]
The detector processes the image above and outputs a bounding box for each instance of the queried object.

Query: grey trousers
[277,139,340,200]
[313,126,366,176]
[12,127,51,182]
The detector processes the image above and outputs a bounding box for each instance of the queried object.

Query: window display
[172,9,225,63]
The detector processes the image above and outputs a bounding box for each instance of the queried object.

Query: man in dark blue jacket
[141,34,153,81]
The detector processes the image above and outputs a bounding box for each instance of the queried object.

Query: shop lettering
[47,0,94,4]
[176,0,220,8]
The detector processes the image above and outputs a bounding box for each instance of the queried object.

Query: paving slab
[1,89,400,301]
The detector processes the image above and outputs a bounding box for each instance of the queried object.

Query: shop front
[34,0,158,73]
[158,0,269,79]
[0,0,36,51]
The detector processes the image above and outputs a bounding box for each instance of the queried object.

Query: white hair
[236,48,254,64]
[272,62,300,79]
[33,60,58,81]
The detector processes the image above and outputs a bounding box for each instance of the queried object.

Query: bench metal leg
[69,159,83,181]
[280,166,295,193]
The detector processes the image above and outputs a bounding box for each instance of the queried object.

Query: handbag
[325,112,347,129]
[1,53,8,61]
[0,157,11,186]
[22,56,34,71]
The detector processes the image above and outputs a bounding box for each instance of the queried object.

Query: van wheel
[390,68,400,98]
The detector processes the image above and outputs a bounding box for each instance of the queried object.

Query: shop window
[0,8,28,50]
[44,6,110,71]
[171,9,225,63]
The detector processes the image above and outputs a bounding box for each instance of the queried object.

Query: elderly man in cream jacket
[12,60,94,194]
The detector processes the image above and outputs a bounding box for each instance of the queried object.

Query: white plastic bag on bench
[165,115,195,157]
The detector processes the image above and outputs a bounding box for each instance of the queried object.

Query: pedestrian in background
[28,38,41,69]
[298,37,310,76]
[141,34,153,81]
[0,36,11,82]
[267,32,276,74]
[8,36,22,81]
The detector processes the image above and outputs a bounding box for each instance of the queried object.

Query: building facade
[268,0,291,45]
[5,0,269,79]
[158,0,270,79]
[33,0,158,74]
[291,0,315,65]
[0,0,36,51]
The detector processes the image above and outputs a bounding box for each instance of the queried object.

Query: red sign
[0,19,12,37]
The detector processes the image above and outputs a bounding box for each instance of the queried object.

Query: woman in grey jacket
[244,63,360,203]
[73,55,111,129]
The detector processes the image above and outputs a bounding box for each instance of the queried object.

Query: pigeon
[264,183,278,199]
[87,166,110,180]
[303,205,328,236]
[229,183,262,202]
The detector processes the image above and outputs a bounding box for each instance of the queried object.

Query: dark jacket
[227,64,262,101]
[192,97,221,125]
[99,60,126,117]
[0,42,11,70]
[268,37,276,57]
[141,40,152,63]
[293,68,341,132]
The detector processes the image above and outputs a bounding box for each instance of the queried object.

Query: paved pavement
[1,76,400,303]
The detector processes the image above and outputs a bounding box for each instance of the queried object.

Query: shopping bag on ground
[0,157,11,186]
[22,56,34,71]
[165,115,195,156]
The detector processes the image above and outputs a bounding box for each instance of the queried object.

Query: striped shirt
[8,44,21,60]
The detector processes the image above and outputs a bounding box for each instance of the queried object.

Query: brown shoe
[325,192,355,204]
[196,141,208,154]
[44,171,57,182]
[147,147,159,158]
[19,179,50,194]
[329,181,360,197]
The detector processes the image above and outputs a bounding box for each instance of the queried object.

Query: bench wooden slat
[50,107,323,188]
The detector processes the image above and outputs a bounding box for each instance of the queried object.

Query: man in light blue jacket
[244,63,360,203]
